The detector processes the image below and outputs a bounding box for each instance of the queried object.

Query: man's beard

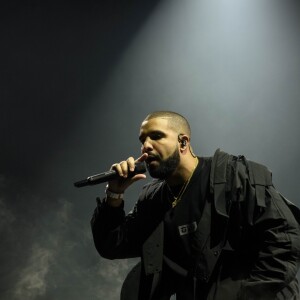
[146,147,180,179]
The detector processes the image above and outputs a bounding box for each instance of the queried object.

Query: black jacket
[91,149,300,299]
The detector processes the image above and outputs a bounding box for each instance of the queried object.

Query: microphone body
[74,162,146,188]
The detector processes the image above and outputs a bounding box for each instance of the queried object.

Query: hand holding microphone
[105,153,148,194]
[74,154,148,206]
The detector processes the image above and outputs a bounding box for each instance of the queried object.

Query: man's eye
[151,133,162,140]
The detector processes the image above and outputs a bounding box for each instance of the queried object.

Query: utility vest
[121,149,300,300]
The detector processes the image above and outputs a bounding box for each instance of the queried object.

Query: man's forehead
[140,117,171,130]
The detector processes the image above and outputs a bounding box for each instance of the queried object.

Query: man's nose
[141,138,153,153]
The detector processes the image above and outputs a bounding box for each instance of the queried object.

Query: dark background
[1,0,300,299]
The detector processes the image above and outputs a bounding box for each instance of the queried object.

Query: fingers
[111,156,140,178]
[136,153,148,163]
[108,156,147,194]
[130,173,147,183]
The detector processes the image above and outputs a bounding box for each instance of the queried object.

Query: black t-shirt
[156,157,211,298]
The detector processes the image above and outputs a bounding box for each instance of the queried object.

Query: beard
[146,147,180,179]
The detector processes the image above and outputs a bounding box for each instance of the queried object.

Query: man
[91,111,300,299]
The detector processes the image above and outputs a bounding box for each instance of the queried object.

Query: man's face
[139,117,180,179]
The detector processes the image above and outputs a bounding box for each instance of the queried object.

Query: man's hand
[105,153,148,207]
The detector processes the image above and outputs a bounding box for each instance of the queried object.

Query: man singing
[91,111,300,299]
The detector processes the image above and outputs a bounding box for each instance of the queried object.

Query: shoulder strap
[247,160,272,208]
[210,148,234,217]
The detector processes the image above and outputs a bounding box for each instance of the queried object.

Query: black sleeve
[91,197,143,259]
[234,160,300,299]
[91,180,165,260]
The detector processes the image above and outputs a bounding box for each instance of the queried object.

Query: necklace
[168,158,199,208]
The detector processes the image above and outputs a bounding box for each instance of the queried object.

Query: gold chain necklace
[168,158,199,208]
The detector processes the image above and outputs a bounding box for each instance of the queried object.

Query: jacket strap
[247,160,272,208]
[210,148,232,217]
[142,221,164,275]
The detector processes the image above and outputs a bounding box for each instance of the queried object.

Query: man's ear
[178,134,189,149]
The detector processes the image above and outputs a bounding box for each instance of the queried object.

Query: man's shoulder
[211,148,271,175]
[210,148,273,194]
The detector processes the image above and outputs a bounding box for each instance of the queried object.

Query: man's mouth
[146,155,159,165]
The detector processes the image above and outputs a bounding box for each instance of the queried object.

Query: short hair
[144,111,191,137]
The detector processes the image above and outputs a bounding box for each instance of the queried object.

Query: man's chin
[146,163,157,173]
[146,164,162,179]
[147,148,179,179]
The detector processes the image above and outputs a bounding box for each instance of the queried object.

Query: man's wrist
[105,185,124,207]
[105,189,124,200]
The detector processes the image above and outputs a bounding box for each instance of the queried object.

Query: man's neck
[166,156,199,187]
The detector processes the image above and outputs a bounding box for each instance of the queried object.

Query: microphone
[74,162,146,188]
